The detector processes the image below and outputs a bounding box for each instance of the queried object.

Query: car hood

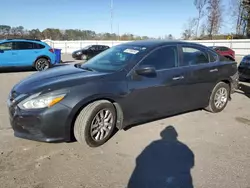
[13,64,109,94]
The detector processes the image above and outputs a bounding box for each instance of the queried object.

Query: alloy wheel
[90,109,114,141]
[214,87,228,109]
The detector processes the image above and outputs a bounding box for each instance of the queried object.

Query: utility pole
[110,0,114,45]
[117,23,120,40]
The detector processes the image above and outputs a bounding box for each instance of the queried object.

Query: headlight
[18,93,66,110]
[76,51,82,55]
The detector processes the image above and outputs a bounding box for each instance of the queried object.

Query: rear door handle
[209,68,218,72]
[172,76,184,80]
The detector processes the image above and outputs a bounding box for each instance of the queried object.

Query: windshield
[81,45,92,50]
[80,45,147,72]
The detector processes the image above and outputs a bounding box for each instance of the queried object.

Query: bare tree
[181,18,197,40]
[194,0,208,37]
[206,0,223,39]
[200,23,207,37]
[230,0,247,35]
[243,0,250,37]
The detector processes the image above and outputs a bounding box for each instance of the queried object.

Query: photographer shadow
[127,126,195,188]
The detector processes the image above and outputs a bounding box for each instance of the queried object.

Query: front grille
[239,67,250,75]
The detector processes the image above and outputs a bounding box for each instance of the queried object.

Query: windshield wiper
[74,63,95,71]
[81,67,94,71]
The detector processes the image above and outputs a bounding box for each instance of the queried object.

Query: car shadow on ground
[0,67,35,73]
[127,125,194,188]
[237,83,250,98]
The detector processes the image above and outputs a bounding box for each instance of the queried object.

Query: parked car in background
[208,46,235,61]
[8,40,238,147]
[238,55,250,81]
[72,44,110,60]
[0,39,56,71]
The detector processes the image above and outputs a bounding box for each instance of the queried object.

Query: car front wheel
[81,54,88,60]
[74,100,117,147]
[205,82,230,113]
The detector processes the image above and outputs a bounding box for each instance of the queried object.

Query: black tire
[35,58,50,71]
[74,100,117,147]
[205,82,230,113]
[81,54,88,60]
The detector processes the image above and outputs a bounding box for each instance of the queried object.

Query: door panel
[179,45,219,108]
[0,42,18,67]
[124,45,192,125]
[13,42,37,66]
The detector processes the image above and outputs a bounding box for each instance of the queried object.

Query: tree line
[0,25,156,41]
[2,0,250,41]
[182,0,250,40]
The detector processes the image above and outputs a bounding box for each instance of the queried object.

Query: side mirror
[135,65,156,77]
[0,50,4,53]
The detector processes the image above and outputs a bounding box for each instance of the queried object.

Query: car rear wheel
[35,58,50,71]
[74,100,117,147]
[205,82,230,113]
[81,54,88,60]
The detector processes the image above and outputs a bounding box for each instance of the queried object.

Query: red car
[209,46,235,61]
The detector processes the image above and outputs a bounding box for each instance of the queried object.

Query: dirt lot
[0,55,250,188]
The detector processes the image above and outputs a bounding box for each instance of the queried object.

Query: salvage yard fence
[42,39,250,56]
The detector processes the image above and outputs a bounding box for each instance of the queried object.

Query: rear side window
[207,50,218,62]
[14,42,34,50]
[181,46,209,66]
[0,42,12,50]
[219,47,229,51]
[34,43,45,49]
[140,46,178,70]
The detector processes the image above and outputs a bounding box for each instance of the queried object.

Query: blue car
[0,39,56,71]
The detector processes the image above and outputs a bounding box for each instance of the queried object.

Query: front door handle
[209,68,218,72]
[172,76,184,80]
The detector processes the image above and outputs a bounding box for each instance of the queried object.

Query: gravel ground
[0,55,250,188]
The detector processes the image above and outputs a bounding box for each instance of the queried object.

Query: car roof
[119,40,206,49]
[92,44,109,47]
[209,46,229,48]
[1,38,43,43]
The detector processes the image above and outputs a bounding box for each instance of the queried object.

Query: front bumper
[238,66,250,80]
[72,53,81,59]
[8,100,72,143]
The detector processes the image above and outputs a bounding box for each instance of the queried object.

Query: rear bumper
[230,71,239,93]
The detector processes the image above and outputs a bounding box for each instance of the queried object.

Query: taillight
[49,48,54,53]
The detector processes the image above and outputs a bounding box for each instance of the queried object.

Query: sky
[0,0,232,38]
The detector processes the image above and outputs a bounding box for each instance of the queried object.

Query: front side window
[80,45,147,72]
[140,46,178,70]
[34,43,45,49]
[181,46,209,66]
[0,42,12,50]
